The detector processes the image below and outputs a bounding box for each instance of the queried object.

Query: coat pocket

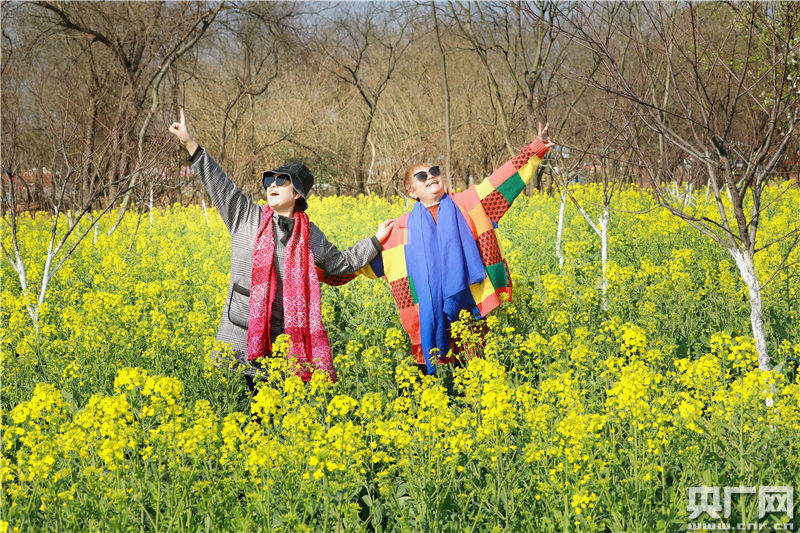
[227,282,251,330]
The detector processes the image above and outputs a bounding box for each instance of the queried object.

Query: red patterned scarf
[246,205,337,382]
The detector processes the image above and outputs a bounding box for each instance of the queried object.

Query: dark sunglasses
[413,165,440,182]
[262,173,293,188]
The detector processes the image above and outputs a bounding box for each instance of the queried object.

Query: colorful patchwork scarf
[405,194,486,374]
[246,205,336,382]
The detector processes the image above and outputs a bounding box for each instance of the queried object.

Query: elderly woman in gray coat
[169,109,391,391]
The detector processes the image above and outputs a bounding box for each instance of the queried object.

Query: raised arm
[455,122,554,224]
[169,108,259,234]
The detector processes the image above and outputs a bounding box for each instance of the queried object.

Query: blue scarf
[405,194,486,374]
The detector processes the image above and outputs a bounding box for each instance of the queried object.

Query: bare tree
[553,2,800,370]
[447,2,559,158]
[32,1,222,232]
[306,4,412,194]
[1,124,170,331]
[549,95,639,310]
[207,2,302,178]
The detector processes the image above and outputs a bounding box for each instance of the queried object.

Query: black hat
[262,162,314,212]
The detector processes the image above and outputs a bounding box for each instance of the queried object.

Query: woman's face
[407,164,445,206]
[266,178,300,213]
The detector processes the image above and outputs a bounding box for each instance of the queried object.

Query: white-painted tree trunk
[6,200,119,334]
[683,183,694,207]
[6,244,32,325]
[728,247,771,372]
[556,186,567,268]
[569,196,610,310]
[729,248,774,407]
[201,198,209,225]
[5,245,41,329]
[600,206,609,311]
[107,207,125,236]
[31,246,56,332]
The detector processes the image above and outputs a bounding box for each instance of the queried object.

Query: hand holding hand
[538,121,555,149]
[374,219,394,242]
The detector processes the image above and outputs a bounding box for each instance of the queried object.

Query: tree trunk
[729,247,771,371]
[600,205,609,311]
[356,111,376,193]
[82,92,98,206]
[108,128,135,235]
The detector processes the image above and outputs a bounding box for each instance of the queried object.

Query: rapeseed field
[2,185,799,531]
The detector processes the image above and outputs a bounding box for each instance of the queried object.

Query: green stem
[323,476,330,532]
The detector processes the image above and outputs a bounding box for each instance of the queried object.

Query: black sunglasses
[413,165,440,182]
[263,173,293,188]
